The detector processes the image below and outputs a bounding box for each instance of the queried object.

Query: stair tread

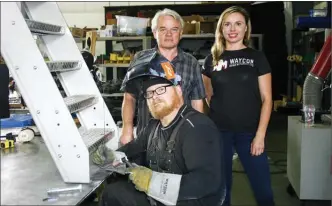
[46,61,81,72]
[64,95,97,113]
[26,19,64,35]
[80,128,113,150]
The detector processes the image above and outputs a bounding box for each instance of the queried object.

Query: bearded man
[92,53,226,206]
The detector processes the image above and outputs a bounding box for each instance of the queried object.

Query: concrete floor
[81,112,331,206]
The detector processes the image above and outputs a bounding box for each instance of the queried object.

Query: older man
[93,54,225,206]
[120,8,206,145]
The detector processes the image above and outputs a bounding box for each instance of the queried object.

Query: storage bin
[115,15,149,36]
[309,9,327,17]
[1,114,34,128]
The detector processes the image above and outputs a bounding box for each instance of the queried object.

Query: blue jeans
[220,131,274,206]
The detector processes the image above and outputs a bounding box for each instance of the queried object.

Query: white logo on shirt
[229,58,254,67]
[213,60,228,71]
[213,58,254,72]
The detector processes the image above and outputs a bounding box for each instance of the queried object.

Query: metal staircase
[1,2,118,183]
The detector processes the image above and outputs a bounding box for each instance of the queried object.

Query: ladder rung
[46,61,81,72]
[25,19,64,35]
[64,95,98,113]
[80,128,113,151]
[9,97,21,104]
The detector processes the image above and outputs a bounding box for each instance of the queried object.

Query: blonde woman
[202,6,274,206]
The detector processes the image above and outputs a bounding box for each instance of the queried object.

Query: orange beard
[148,92,181,119]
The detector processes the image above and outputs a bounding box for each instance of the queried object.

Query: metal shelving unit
[304,28,331,38]
[180,33,263,66]
[288,28,331,101]
[97,36,151,82]
[96,63,130,68]
[98,36,150,42]
[182,34,214,38]
[181,33,263,51]
[77,33,263,83]
[102,93,124,97]
[75,36,151,48]
[76,35,152,82]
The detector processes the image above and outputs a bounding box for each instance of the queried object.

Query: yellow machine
[0,133,16,149]
[0,139,15,149]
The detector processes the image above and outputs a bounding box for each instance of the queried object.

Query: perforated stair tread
[80,128,113,151]
[64,95,98,113]
[46,61,81,72]
[26,19,64,35]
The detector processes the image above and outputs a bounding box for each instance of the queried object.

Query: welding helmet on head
[120,51,182,91]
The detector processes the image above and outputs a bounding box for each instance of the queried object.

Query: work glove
[91,144,127,166]
[128,166,182,206]
[128,166,153,193]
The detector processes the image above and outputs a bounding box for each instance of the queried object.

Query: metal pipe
[303,73,323,110]
[303,34,332,111]
[309,34,331,79]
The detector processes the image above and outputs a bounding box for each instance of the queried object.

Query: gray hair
[151,8,184,32]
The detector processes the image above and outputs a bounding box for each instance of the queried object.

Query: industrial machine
[1,2,119,183]
[0,133,15,149]
[287,33,331,203]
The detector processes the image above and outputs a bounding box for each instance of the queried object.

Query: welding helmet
[120,51,182,91]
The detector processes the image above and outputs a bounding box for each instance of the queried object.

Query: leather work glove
[128,166,182,206]
[128,166,153,193]
[91,144,127,166]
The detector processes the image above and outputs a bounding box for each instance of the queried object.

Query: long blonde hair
[211,6,252,66]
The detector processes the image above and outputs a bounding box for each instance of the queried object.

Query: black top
[0,64,10,119]
[202,48,271,133]
[118,105,224,205]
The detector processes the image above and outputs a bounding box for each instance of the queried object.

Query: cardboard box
[183,21,216,34]
[182,15,204,34]
[70,27,97,38]
[70,27,84,38]
[181,15,219,34]
[107,19,117,25]
[83,27,98,37]
[205,16,219,22]
[182,15,204,23]
[183,22,200,34]
[200,21,215,34]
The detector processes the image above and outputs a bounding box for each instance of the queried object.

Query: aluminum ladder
[0,2,118,183]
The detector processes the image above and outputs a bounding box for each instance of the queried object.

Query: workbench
[1,136,111,205]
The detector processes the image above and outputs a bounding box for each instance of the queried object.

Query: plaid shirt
[123,47,206,135]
